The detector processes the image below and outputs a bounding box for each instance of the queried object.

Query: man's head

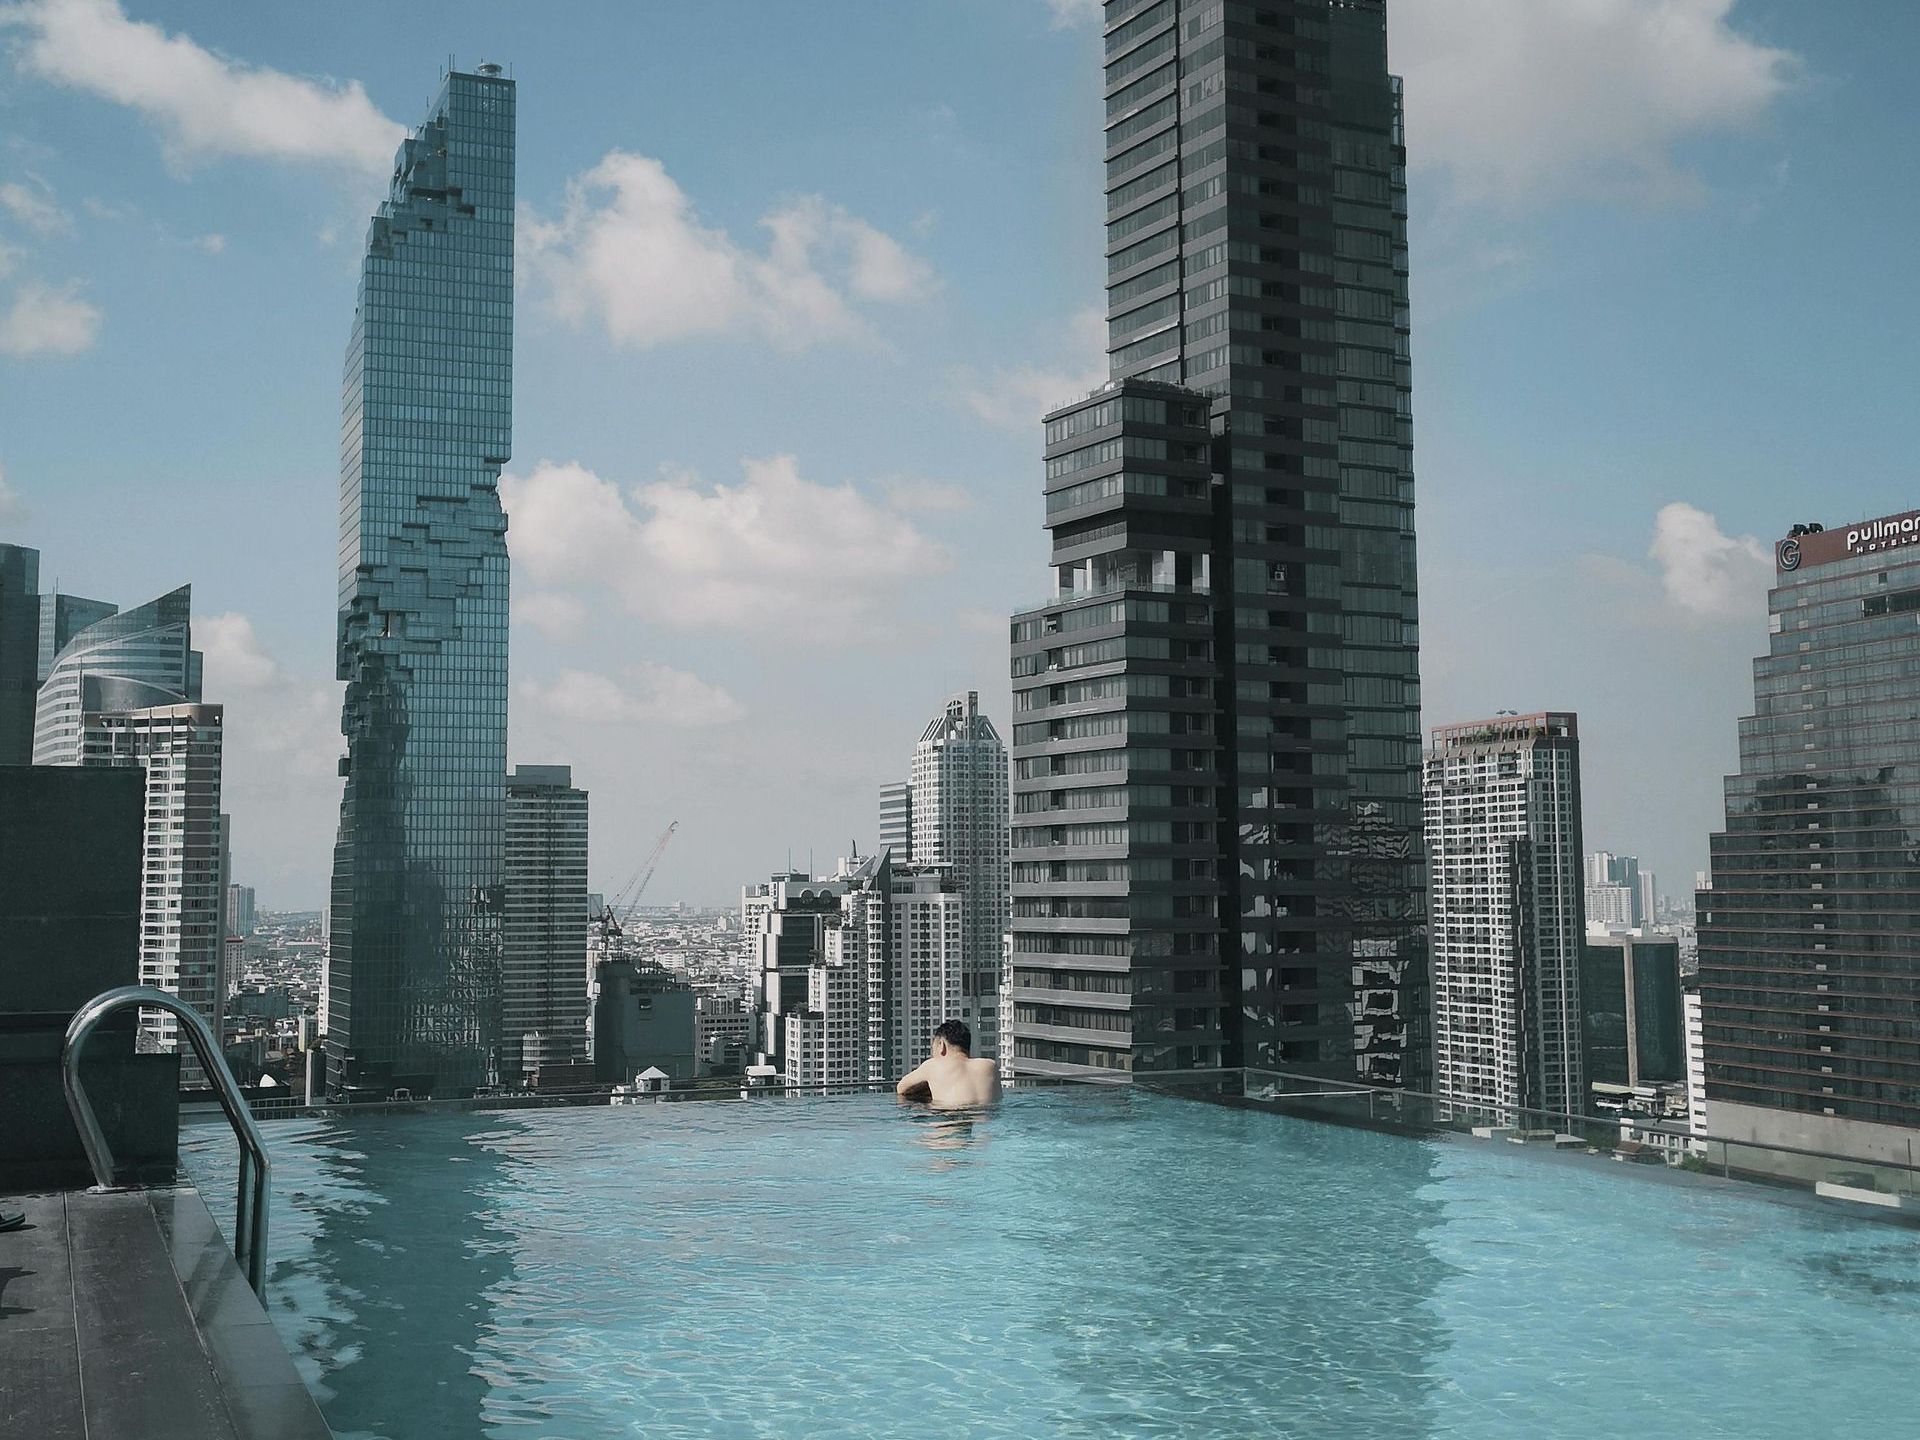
[932,1019,972,1058]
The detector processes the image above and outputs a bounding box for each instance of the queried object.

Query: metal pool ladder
[61,984,272,1296]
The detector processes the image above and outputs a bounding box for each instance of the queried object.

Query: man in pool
[895,1020,1002,1109]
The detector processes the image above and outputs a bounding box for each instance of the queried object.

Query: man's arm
[895,1060,932,1100]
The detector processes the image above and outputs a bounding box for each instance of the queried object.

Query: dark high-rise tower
[1008,0,1423,1083]
[1699,511,1920,1169]
[327,66,515,1100]
[0,544,39,766]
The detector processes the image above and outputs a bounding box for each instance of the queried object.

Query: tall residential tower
[1423,713,1585,1115]
[327,65,516,1100]
[1008,0,1422,1082]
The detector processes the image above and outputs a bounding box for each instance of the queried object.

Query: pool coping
[0,1185,332,1440]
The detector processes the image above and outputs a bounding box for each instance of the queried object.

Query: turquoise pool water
[185,1089,1920,1439]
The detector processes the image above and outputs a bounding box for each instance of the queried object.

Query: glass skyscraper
[1008,0,1422,1082]
[327,66,515,1101]
[1699,510,1920,1168]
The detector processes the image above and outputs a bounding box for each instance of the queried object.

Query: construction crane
[592,820,679,960]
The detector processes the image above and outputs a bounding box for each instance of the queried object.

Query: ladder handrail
[61,984,272,1296]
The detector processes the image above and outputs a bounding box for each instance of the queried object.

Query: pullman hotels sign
[1777,509,1920,572]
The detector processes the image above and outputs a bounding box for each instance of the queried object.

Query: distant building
[1586,851,1655,930]
[33,585,201,765]
[694,991,751,1074]
[1700,509,1920,1168]
[503,766,590,1083]
[1585,884,1635,931]
[906,692,1008,1058]
[1424,713,1586,1116]
[744,870,847,1074]
[225,883,257,939]
[0,544,39,765]
[592,959,696,1085]
[878,781,913,865]
[1580,933,1683,1095]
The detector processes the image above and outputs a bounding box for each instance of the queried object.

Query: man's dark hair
[933,1019,972,1055]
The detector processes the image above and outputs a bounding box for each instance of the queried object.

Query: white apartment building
[1683,980,1708,1152]
[1424,712,1586,1117]
[84,703,226,1079]
[906,692,1009,1059]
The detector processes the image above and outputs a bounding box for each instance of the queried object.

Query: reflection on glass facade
[1579,934,1682,1093]
[327,67,515,1101]
[1700,511,1920,1156]
[39,591,119,685]
[1008,0,1423,1083]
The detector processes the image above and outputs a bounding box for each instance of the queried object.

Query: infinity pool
[184,1089,1920,1439]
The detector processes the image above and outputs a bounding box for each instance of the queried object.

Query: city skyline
[3,0,1913,908]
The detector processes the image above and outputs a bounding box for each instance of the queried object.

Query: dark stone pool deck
[0,1186,330,1440]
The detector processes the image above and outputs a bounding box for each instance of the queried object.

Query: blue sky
[1,0,1915,908]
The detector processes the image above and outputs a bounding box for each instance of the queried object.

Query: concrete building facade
[503,765,589,1082]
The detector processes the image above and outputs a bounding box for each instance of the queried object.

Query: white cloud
[0,0,400,178]
[513,589,589,642]
[881,476,972,513]
[958,306,1106,432]
[192,232,226,255]
[0,177,69,234]
[1392,0,1797,209]
[519,665,745,729]
[1043,0,1102,28]
[521,151,935,350]
[197,612,280,689]
[0,240,18,280]
[1647,502,1772,622]
[500,455,951,636]
[194,610,343,903]
[0,280,102,356]
[0,462,22,524]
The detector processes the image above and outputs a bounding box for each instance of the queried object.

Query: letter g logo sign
[1778,537,1802,572]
